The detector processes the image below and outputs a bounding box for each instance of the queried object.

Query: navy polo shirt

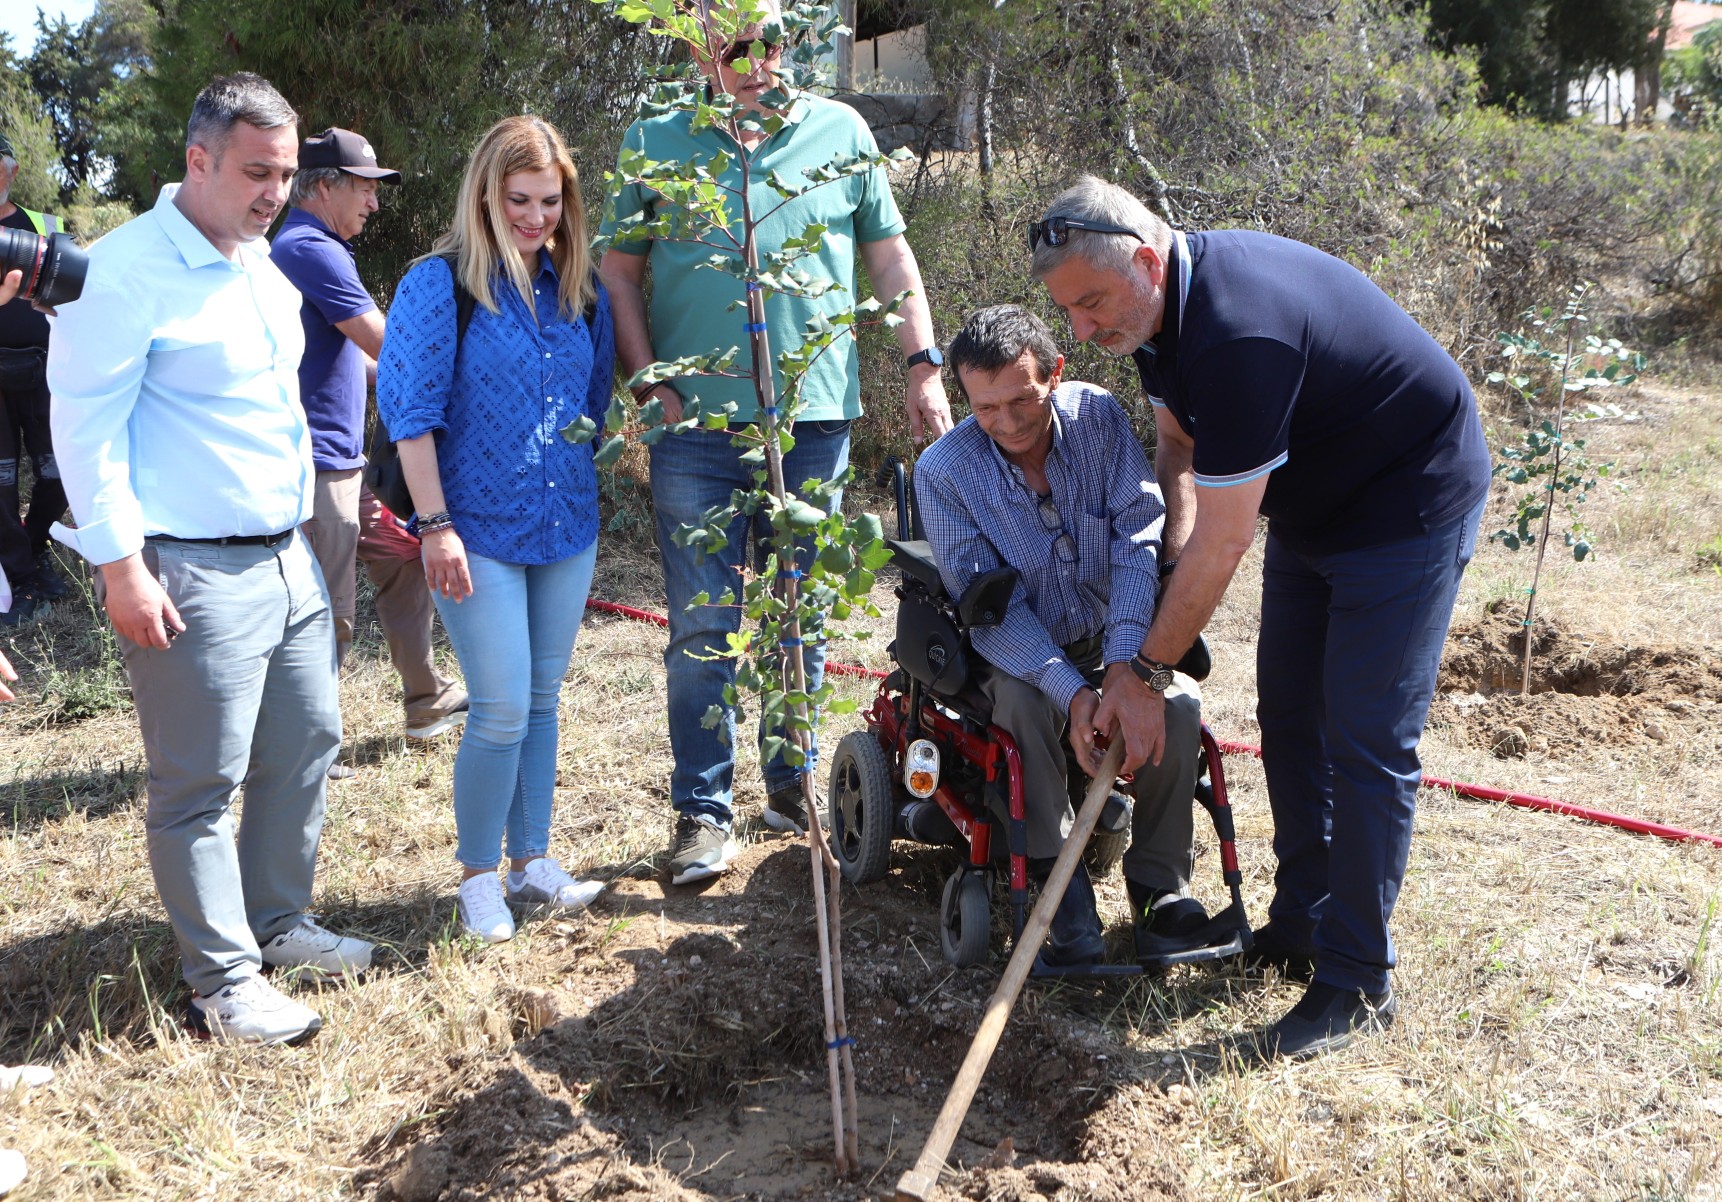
[1133,230,1490,554]
[269,208,377,471]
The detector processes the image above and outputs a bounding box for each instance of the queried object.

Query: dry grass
[1,382,1719,1201]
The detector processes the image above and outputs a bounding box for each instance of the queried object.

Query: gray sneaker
[669,815,739,885]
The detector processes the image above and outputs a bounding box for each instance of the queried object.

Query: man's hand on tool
[1092,663,1166,774]
[1068,686,1105,776]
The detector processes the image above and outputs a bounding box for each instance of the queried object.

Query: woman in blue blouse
[378,116,615,943]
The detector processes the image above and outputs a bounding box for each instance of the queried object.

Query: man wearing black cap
[0,130,71,626]
[272,128,467,757]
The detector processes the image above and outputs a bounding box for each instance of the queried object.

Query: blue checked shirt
[378,251,615,566]
[913,382,1165,714]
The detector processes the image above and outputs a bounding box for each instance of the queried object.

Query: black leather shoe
[1257,981,1397,1060]
[1241,921,1318,981]
[1031,859,1106,969]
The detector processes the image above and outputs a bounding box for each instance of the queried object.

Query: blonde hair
[427,115,594,320]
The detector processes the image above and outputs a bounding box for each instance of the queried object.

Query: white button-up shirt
[48,183,311,566]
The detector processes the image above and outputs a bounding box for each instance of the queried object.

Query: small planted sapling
[1487,282,1643,693]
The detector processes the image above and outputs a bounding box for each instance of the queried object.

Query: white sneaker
[187,975,322,1045]
[507,857,604,911]
[260,918,375,977]
[0,1065,53,1092]
[457,873,516,943]
[0,1148,25,1196]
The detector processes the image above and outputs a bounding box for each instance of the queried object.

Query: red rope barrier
[584,598,1722,849]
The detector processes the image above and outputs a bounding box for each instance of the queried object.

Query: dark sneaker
[1257,980,1397,1060]
[18,561,70,602]
[669,815,739,885]
[762,782,809,835]
[1242,921,1318,981]
[0,595,39,628]
[1030,859,1106,969]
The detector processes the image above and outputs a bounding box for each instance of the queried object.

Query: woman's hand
[0,646,17,704]
[421,527,474,601]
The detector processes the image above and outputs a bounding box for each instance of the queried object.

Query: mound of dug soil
[364,843,1194,1201]
[1435,605,1722,757]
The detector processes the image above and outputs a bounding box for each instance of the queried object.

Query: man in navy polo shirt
[271,127,466,755]
[1031,175,1490,1059]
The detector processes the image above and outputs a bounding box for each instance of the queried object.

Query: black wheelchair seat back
[888,539,1018,701]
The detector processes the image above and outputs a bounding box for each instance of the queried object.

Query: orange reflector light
[905,738,939,797]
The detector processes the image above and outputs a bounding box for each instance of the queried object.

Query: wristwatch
[906,346,944,370]
[1128,654,1176,692]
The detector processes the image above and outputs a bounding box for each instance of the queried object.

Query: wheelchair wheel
[940,869,991,967]
[1084,827,1128,877]
[828,731,896,886]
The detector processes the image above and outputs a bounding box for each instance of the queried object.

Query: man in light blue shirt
[915,305,1217,970]
[48,73,371,1046]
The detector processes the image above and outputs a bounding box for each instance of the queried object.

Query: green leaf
[593,436,624,468]
[561,414,598,444]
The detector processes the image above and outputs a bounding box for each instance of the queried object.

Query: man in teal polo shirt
[598,0,951,884]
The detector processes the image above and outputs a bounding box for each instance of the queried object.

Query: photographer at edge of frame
[0,133,71,626]
[0,257,59,1202]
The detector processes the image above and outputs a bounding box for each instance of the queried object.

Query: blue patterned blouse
[378,250,615,566]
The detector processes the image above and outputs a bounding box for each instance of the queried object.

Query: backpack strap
[437,251,478,347]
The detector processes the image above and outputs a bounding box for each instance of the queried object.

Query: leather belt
[147,530,294,548]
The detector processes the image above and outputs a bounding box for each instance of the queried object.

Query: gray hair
[946,305,1061,400]
[185,72,297,156]
[1030,175,1172,280]
[289,166,351,208]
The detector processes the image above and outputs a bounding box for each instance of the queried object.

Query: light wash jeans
[432,543,596,869]
[648,420,851,826]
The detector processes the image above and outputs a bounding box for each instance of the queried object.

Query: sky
[2,1,96,57]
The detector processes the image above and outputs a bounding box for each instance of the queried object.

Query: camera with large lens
[0,226,89,308]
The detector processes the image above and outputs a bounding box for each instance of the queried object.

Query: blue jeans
[1255,498,1483,994]
[649,420,851,826]
[433,543,596,869]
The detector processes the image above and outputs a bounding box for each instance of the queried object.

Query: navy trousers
[1255,499,1483,994]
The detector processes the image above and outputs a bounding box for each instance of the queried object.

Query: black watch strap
[906,346,944,370]
[1128,654,1175,692]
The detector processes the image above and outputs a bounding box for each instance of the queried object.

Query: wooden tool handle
[894,739,1127,1201]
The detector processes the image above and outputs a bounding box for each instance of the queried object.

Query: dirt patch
[1435,605,1722,756]
[363,841,1192,1201]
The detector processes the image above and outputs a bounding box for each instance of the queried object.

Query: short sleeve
[597,122,652,256]
[273,235,376,325]
[376,257,458,442]
[846,111,905,244]
[1184,338,1305,487]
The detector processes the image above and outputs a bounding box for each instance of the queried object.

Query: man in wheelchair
[912,305,1227,970]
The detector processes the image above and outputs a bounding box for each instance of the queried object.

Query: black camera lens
[0,227,89,308]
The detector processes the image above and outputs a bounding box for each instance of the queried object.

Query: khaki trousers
[976,648,1201,894]
[301,469,463,726]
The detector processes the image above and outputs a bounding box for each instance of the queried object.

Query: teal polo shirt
[600,92,906,423]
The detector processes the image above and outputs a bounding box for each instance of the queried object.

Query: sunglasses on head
[1027,216,1145,253]
[716,36,782,65]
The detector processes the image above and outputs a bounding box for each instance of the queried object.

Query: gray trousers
[110,533,341,995]
[976,649,1201,894]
